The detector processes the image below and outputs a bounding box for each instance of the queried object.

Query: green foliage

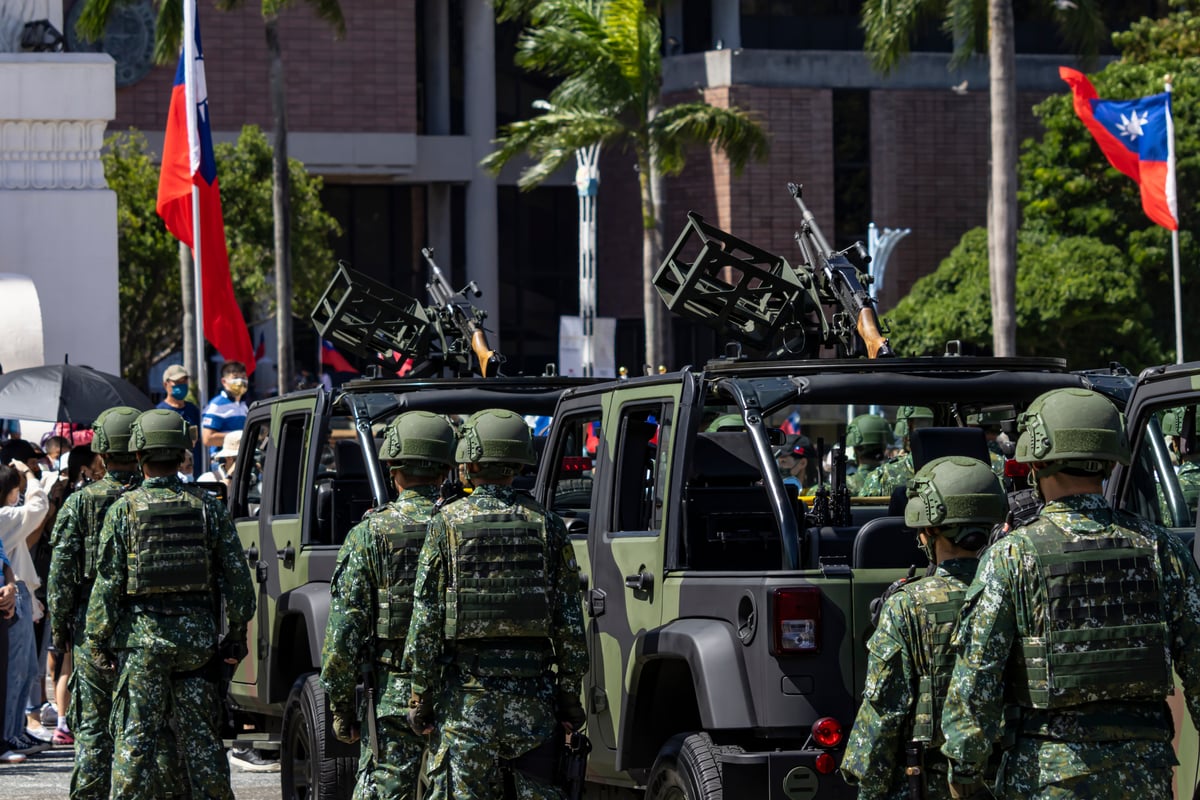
[214,125,341,318]
[886,228,1165,369]
[103,132,182,388]
[1114,2,1200,62]
[103,127,340,387]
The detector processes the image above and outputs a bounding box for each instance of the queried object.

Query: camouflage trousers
[993,737,1174,799]
[67,638,118,800]
[424,685,564,800]
[353,714,427,800]
[109,648,232,800]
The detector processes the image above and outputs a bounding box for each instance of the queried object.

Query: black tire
[280,674,357,800]
[644,733,723,800]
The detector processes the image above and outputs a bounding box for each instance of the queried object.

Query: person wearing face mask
[201,361,249,460]
[157,364,202,479]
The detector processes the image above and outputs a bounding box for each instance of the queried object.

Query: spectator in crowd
[202,362,249,459]
[178,449,195,483]
[66,444,105,490]
[42,437,72,472]
[199,430,240,488]
[0,459,49,758]
[157,364,202,479]
[0,537,20,763]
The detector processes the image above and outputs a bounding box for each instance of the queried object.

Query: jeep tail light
[814,752,837,775]
[1004,459,1029,479]
[773,587,821,654]
[811,717,843,748]
[560,456,593,473]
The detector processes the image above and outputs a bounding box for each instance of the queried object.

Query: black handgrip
[624,571,653,592]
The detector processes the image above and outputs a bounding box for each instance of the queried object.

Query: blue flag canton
[1089,92,1171,162]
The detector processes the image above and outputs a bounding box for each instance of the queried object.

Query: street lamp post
[866,222,911,417]
[575,145,599,378]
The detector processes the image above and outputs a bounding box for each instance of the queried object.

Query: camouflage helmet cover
[1161,407,1198,438]
[1015,388,1130,468]
[456,408,536,466]
[904,455,1006,536]
[91,406,142,455]
[380,411,456,473]
[130,409,196,461]
[894,405,934,438]
[846,414,893,449]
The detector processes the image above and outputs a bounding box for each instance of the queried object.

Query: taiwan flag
[157,0,257,372]
[1060,67,1178,230]
[321,340,357,374]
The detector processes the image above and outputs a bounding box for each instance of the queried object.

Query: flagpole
[184,0,209,471]
[1166,74,1183,364]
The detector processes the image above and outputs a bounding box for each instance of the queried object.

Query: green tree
[860,0,1107,358]
[484,0,769,369]
[885,228,1164,369]
[103,128,340,388]
[77,0,345,391]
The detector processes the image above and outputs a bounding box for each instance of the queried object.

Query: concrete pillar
[711,0,741,50]
[423,0,453,268]
[462,0,498,327]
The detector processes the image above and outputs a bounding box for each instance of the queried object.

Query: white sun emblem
[1116,110,1149,140]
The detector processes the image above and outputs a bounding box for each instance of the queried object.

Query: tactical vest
[908,581,968,745]
[1008,513,1172,709]
[124,487,213,614]
[445,509,552,649]
[81,479,126,582]
[374,519,428,667]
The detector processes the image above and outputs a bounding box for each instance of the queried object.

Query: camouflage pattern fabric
[940,494,1200,797]
[402,484,588,800]
[842,558,978,800]
[863,454,914,499]
[321,485,441,800]
[47,469,140,800]
[848,463,883,497]
[86,475,256,800]
[1156,461,1200,523]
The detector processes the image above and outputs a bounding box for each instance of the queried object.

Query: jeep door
[1106,361,1200,799]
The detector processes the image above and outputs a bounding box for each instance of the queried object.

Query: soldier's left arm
[546,512,588,693]
[320,522,376,714]
[1156,528,1200,724]
[208,495,256,636]
[85,500,128,650]
[47,493,84,650]
[403,516,448,697]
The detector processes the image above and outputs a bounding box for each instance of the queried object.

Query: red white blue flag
[1060,67,1178,231]
[321,340,357,374]
[157,0,257,372]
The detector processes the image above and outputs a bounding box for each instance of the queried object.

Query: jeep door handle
[245,545,258,564]
[276,544,295,569]
[624,570,653,593]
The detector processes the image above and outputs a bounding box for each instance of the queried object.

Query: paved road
[2,744,283,800]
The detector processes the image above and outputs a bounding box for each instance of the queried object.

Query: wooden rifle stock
[470,329,498,378]
[856,309,893,359]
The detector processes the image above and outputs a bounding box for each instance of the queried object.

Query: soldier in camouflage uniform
[869,406,935,498]
[941,388,1200,798]
[321,411,457,800]
[403,409,588,800]
[1156,407,1200,523]
[846,414,892,496]
[47,407,143,800]
[86,409,256,800]
[842,456,1005,800]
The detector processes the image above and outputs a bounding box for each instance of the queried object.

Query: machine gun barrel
[787,183,894,359]
[421,248,503,378]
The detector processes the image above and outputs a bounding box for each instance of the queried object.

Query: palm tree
[76,0,345,391]
[485,0,769,370]
[860,0,1104,357]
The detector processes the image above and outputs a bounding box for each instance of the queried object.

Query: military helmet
[380,411,456,474]
[1015,388,1130,470]
[130,409,195,461]
[1161,407,1198,438]
[846,414,892,449]
[91,406,141,455]
[894,405,934,438]
[456,409,536,466]
[904,455,1006,537]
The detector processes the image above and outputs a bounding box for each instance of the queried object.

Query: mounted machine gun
[652,182,894,359]
[310,253,505,378]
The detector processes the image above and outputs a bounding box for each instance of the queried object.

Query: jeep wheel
[281,673,356,800]
[644,733,722,800]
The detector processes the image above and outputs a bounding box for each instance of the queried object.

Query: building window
[832,89,870,249]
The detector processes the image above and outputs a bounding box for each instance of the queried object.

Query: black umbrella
[0,363,154,425]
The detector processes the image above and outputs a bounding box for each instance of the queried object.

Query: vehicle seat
[851,516,926,570]
[327,439,376,545]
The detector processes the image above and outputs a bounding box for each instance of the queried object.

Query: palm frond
[860,0,945,73]
[650,102,769,176]
[152,0,183,64]
[482,107,625,189]
[943,0,980,67]
[515,5,609,76]
[73,0,119,43]
[1052,0,1106,67]
[302,0,346,38]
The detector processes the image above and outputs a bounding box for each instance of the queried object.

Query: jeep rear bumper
[719,748,853,799]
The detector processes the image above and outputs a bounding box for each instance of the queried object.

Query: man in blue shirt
[156,364,202,478]
[202,361,249,458]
